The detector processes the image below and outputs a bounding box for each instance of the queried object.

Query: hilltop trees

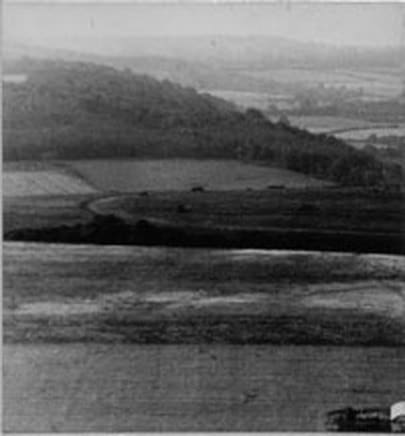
[3,57,400,187]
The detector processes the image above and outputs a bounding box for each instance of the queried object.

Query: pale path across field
[3,344,405,432]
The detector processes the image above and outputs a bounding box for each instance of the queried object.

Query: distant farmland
[286,116,377,134]
[201,89,296,111]
[70,159,331,192]
[334,125,405,141]
[241,68,401,99]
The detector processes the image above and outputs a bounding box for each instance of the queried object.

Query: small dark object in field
[241,390,259,404]
[325,407,390,432]
[267,185,285,190]
[191,186,205,192]
[298,203,320,214]
[139,191,149,197]
[177,204,192,213]
[246,187,253,191]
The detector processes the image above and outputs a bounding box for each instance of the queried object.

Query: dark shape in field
[325,407,391,432]
[240,389,260,404]
[177,204,193,213]
[139,191,149,197]
[191,186,205,192]
[267,185,285,190]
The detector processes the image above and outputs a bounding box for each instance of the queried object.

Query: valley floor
[3,159,404,432]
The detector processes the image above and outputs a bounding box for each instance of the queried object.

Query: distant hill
[2,41,299,96]
[4,38,401,95]
[5,36,400,69]
[3,57,401,187]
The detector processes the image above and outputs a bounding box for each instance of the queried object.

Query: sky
[3,2,404,49]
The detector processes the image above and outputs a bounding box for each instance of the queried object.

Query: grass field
[3,165,97,197]
[3,159,331,200]
[4,343,404,432]
[4,187,404,255]
[69,159,331,192]
[4,187,403,239]
[3,194,96,233]
[4,242,405,344]
[88,190,404,234]
[3,241,405,430]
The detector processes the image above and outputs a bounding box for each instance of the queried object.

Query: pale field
[286,116,377,134]
[334,126,405,141]
[3,169,97,197]
[70,159,330,192]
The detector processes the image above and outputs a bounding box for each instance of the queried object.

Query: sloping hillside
[3,57,400,186]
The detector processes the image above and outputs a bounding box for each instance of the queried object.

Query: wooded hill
[3,58,401,187]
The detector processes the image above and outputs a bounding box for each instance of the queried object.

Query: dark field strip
[5,213,404,255]
[92,189,405,234]
[3,193,98,233]
[4,189,404,233]
[5,188,404,254]
[4,312,404,346]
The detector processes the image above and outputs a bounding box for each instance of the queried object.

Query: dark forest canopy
[3,57,402,187]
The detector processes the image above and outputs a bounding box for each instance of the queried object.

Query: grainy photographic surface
[2,1,405,432]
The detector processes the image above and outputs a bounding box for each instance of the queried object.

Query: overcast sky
[3,2,404,48]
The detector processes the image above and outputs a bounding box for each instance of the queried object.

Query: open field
[334,125,405,141]
[3,242,405,344]
[3,166,97,197]
[285,116,380,134]
[4,343,405,432]
[4,187,404,253]
[3,242,405,431]
[241,68,401,99]
[3,194,96,233]
[69,159,330,192]
[88,190,404,234]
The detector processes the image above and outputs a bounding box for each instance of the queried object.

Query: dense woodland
[3,58,402,187]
